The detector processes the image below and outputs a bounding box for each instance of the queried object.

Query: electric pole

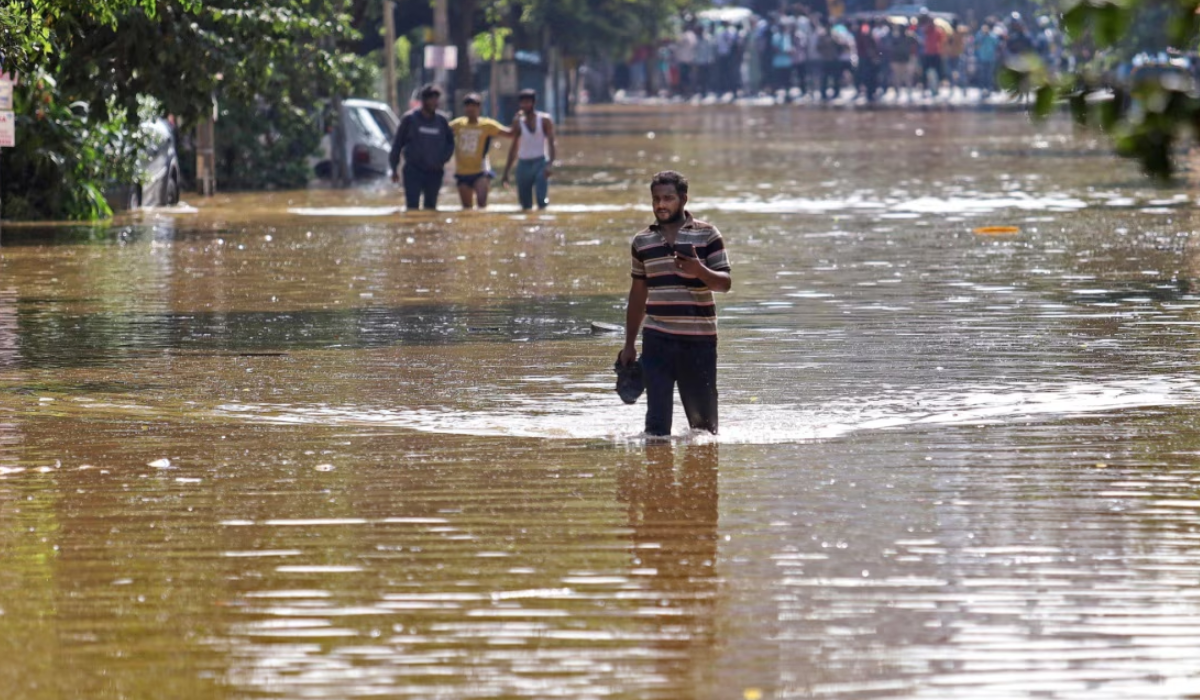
[384,0,398,114]
[434,0,449,88]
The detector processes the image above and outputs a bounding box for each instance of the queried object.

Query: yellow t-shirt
[449,117,505,176]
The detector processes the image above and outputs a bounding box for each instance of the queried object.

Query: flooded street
[4,105,1200,698]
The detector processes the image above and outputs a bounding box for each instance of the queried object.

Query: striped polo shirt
[630,212,731,339]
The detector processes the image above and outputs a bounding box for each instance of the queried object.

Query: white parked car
[312,98,400,180]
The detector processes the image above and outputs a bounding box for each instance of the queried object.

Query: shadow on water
[14,297,618,368]
[0,224,154,246]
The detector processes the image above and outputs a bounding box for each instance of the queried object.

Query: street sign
[496,62,518,96]
[0,111,14,148]
[0,80,12,111]
[424,45,458,70]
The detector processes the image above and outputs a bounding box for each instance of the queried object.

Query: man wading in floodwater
[500,89,557,210]
[618,171,732,437]
[390,84,455,211]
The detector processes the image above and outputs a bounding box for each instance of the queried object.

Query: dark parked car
[107,118,182,211]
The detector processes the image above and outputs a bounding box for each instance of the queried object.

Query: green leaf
[1061,2,1089,41]
[997,65,1021,93]
[1094,3,1129,47]
[1034,85,1057,120]
[1097,97,1121,132]
[1069,92,1088,125]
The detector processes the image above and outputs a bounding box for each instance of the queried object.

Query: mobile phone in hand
[674,243,696,258]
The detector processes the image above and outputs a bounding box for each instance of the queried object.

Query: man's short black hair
[420,84,442,99]
[518,88,537,102]
[462,92,482,105]
[650,170,689,197]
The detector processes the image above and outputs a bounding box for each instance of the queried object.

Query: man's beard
[656,208,684,225]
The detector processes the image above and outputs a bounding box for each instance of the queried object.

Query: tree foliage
[0,0,372,219]
[45,1,367,129]
[493,0,702,58]
[0,1,177,76]
[1011,0,1200,178]
[0,72,138,220]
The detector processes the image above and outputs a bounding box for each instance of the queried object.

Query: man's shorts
[454,171,494,187]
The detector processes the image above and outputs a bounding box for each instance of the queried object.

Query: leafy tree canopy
[495,0,702,57]
[4,1,365,128]
[0,1,371,220]
[1014,0,1200,178]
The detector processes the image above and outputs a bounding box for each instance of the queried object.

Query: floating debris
[973,226,1021,235]
[590,321,623,334]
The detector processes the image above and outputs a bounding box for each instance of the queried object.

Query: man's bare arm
[544,117,557,176]
[619,278,648,365]
[501,118,521,184]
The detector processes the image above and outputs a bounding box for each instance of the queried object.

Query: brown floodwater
[3,105,1200,699]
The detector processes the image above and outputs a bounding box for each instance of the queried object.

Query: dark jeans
[821,59,841,99]
[772,65,793,96]
[857,60,879,101]
[642,330,718,436]
[977,59,997,92]
[402,163,443,210]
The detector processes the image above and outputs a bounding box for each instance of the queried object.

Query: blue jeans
[977,59,997,92]
[515,157,549,210]
[641,330,718,436]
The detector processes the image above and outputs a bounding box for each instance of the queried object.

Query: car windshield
[349,107,389,144]
[364,108,396,139]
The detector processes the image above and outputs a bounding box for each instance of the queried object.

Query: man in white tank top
[501,89,557,210]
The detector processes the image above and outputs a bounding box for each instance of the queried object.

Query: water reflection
[16,300,609,369]
[0,286,21,470]
[7,108,1200,699]
[204,441,725,698]
[618,443,720,690]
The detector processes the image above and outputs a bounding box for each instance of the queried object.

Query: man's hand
[500,174,510,189]
[391,172,400,184]
[544,165,553,179]
[618,344,637,367]
[674,252,705,277]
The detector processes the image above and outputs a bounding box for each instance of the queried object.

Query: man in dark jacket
[389,84,455,211]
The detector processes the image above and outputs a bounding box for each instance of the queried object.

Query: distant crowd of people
[616,8,1071,103]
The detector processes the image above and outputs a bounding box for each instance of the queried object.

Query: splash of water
[215,374,1200,444]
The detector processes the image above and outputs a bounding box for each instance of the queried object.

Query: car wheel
[166,171,180,206]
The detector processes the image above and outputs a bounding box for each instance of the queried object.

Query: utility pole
[196,95,217,196]
[489,26,500,117]
[0,71,14,241]
[332,94,348,187]
[434,0,449,88]
[384,0,398,115]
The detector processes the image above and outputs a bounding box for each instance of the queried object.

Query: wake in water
[214,374,1200,444]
